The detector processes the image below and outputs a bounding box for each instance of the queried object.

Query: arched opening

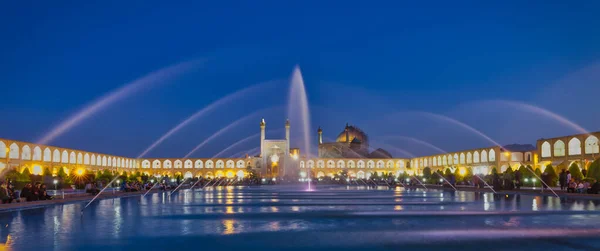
[554,140,565,157]
[568,138,582,155]
[585,135,599,154]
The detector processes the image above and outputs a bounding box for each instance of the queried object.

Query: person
[20,183,32,202]
[576,181,585,194]
[559,169,567,191]
[567,179,576,193]
[31,183,41,201]
[0,182,10,204]
[39,184,52,200]
[541,172,549,189]
[588,179,600,194]
[85,182,98,195]
[7,183,16,203]
[566,171,572,186]
[515,170,522,190]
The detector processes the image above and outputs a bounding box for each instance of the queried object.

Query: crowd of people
[559,170,600,194]
[0,181,53,204]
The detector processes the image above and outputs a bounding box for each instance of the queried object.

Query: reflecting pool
[2,185,600,250]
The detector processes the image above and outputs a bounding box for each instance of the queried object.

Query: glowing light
[291,154,299,160]
[405,178,410,182]
[459,168,466,176]
[75,168,85,176]
[423,178,427,182]
[32,165,43,175]
[532,178,536,182]
[524,178,529,182]
[53,179,58,185]
[439,178,443,182]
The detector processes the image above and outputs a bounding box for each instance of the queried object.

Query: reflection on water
[222,219,236,235]
[1,185,600,250]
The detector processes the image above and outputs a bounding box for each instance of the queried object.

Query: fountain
[184,107,280,158]
[287,66,313,191]
[410,176,428,190]
[434,172,458,192]
[142,181,160,198]
[413,111,503,147]
[480,100,589,135]
[81,175,121,214]
[526,166,560,198]
[39,60,202,146]
[213,128,284,158]
[137,80,275,158]
[384,135,447,154]
[471,172,497,194]
[228,146,260,158]
[169,178,190,195]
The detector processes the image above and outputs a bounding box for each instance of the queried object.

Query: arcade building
[0,119,598,181]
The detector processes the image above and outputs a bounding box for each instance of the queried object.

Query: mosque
[0,118,599,181]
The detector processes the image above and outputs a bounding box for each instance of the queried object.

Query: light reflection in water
[532,197,540,211]
[394,205,403,211]
[268,221,280,231]
[222,220,236,235]
[226,206,234,214]
[291,206,300,212]
[271,207,279,213]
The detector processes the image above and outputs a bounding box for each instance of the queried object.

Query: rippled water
[2,185,600,250]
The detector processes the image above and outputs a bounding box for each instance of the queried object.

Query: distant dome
[370,148,392,159]
[336,125,369,146]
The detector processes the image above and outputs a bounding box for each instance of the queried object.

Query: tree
[545,164,558,186]
[517,165,531,180]
[57,167,67,179]
[423,167,432,179]
[21,167,32,182]
[587,159,600,181]
[568,162,584,181]
[490,166,498,174]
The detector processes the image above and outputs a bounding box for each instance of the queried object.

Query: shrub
[491,167,498,174]
[423,167,432,179]
[545,164,558,186]
[588,159,600,181]
[568,163,584,181]
[518,165,532,180]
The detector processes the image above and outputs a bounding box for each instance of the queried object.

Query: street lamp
[53,179,58,190]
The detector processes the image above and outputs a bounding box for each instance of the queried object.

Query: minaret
[345,123,350,144]
[260,118,266,157]
[317,126,323,145]
[285,119,290,156]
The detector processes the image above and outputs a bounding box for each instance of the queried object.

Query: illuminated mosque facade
[0,118,599,181]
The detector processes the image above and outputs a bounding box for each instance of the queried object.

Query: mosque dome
[370,148,392,159]
[336,124,369,146]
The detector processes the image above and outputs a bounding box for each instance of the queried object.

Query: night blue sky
[1,1,600,158]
